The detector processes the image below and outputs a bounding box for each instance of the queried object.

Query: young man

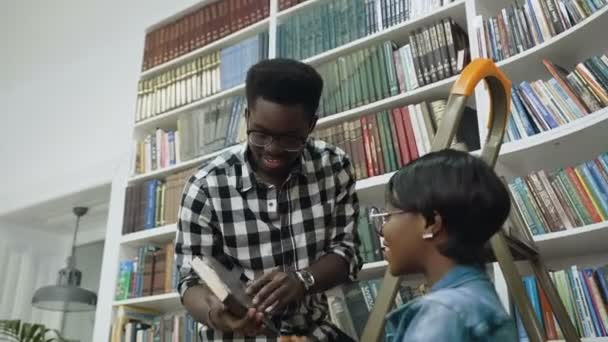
[175,58,361,341]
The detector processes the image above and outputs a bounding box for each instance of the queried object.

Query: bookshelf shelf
[133,84,245,137]
[120,224,177,247]
[534,221,608,260]
[496,5,608,85]
[303,0,467,67]
[113,292,181,313]
[498,108,608,180]
[140,19,270,80]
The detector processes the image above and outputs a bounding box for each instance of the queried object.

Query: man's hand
[207,294,265,336]
[246,270,306,314]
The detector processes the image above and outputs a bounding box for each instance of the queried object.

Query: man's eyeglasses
[368,207,404,236]
[247,130,307,152]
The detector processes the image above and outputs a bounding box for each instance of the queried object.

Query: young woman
[373,149,518,341]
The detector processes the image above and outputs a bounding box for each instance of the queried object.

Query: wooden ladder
[360,59,580,342]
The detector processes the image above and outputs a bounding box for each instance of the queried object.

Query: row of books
[315,18,469,118]
[220,32,269,90]
[136,52,221,123]
[509,153,608,236]
[503,55,608,143]
[313,100,478,180]
[115,243,177,300]
[177,96,247,164]
[135,34,268,123]
[475,0,607,63]
[112,306,199,342]
[123,167,196,234]
[380,0,455,29]
[121,314,199,342]
[134,129,181,175]
[277,0,379,61]
[515,264,608,339]
[142,0,269,71]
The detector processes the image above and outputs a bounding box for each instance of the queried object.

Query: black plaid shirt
[175,139,362,341]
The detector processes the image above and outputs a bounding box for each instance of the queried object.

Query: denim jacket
[386,265,518,342]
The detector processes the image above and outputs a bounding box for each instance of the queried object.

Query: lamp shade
[31,285,97,312]
[31,206,98,312]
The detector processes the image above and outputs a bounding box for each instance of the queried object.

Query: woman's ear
[422,212,444,240]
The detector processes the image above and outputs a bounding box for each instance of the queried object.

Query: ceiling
[0,183,112,235]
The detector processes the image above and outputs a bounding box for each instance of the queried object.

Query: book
[189,256,280,334]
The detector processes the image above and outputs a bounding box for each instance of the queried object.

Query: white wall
[0,0,201,215]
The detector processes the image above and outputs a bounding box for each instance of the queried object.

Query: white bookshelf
[498,108,608,181]
[95,0,608,341]
[120,224,176,247]
[113,292,181,313]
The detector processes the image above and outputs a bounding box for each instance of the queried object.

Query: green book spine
[376,44,390,99]
[328,1,337,50]
[357,50,370,105]
[381,111,397,172]
[383,41,400,96]
[370,46,385,101]
[344,56,356,111]
[349,53,364,108]
[383,111,400,169]
[364,48,377,103]
[321,3,330,53]
[377,112,392,172]
[332,61,343,114]
[555,171,593,225]
[337,57,350,111]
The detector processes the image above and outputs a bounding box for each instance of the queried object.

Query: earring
[422,232,434,240]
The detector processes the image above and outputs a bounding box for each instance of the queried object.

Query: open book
[189,256,280,334]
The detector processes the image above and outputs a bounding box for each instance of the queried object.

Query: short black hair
[245,58,323,117]
[387,149,511,265]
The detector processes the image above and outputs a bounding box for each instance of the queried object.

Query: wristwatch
[294,269,315,292]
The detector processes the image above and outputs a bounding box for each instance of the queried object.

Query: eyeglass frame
[246,129,308,152]
[368,207,405,237]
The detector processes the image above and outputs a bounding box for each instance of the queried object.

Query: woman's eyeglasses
[368,207,404,236]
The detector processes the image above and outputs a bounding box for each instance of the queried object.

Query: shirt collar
[386,265,488,324]
[430,264,488,292]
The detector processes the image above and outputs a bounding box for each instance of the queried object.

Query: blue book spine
[587,161,608,202]
[525,0,545,43]
[144,180,158,229]
[168,131,176,165]
[520,82,559,129]
[547,78,585,119]
[596,268,608,303]
[523,276,545,331]
[512,89,539,135]
[580,269,604,336]
[580,163,608,217]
